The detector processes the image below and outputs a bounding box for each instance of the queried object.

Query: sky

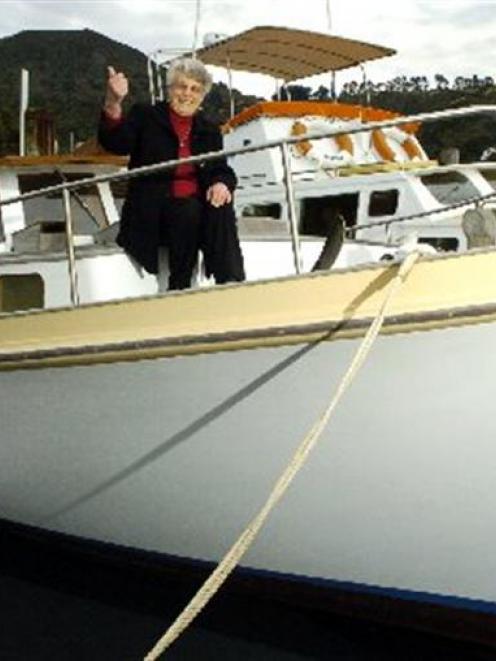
[1,0,496,97]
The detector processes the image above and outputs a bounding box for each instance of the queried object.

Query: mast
[19,68,29,156]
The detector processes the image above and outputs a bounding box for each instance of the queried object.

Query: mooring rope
[144,250,420,660]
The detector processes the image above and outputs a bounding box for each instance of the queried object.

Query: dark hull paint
[2,518,495,650]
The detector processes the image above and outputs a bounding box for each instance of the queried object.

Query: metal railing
[0,104,496,306]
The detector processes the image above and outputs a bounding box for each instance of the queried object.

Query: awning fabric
[189,26,396,82]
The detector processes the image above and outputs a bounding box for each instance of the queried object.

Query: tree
[275,85,311,101]
[434,74,449,90]
[0,109,18,154]
[311,85,330,101]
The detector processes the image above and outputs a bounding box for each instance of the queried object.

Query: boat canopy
[189,26,396,82]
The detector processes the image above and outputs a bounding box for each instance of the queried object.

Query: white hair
[166,58,212,95]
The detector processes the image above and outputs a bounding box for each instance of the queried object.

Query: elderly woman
[98,58,244,290]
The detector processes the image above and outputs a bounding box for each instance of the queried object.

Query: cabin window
[18,173,107,234]
[478,169,496,191]
[240,203,281,219]
[419,237,459,252]
[368,189,399,217]
[300,194,359,236]
[0,274,44,312]
[419,172,479,205]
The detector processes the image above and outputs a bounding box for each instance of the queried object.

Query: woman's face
[169,74,205,116]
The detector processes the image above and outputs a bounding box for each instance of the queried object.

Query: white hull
[2,311,496,613]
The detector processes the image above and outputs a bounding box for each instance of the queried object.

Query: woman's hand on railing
[104,66,128,119]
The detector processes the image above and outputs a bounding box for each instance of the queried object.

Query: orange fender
[373,127,424,161]
[372,128,395,162]
[402,136,423,159]
[291,121,312,156]
[291,120,354,161]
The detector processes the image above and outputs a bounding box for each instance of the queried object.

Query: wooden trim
[3,249,496,371]
[2,302,496,372]
[0,154,128,168]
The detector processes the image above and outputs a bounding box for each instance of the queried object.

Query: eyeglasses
[172,80,204,96]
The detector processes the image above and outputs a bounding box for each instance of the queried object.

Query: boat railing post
[62,188,80,306]
[280,141,302,274]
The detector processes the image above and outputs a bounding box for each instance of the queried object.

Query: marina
[1,19,496,659]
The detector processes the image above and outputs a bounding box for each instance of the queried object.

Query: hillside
[0,28,259,153]
[0,29,150,152]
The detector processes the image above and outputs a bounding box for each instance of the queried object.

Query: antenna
[325,1,335,100]
[192,0,202,55]
[325,0,332,32]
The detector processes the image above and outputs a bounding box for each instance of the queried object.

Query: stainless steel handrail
[62,188,80,306]
[0,104,495,307]
[1,105,495,208]
[280,142,302,273]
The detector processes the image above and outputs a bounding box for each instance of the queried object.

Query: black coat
[98,102,240,275]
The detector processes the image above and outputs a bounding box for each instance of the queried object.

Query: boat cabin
[0,154,163,313]
[223,101,496,267]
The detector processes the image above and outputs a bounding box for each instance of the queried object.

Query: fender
[372,127,424,162]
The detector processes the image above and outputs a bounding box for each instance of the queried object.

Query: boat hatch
[0,273,44,313]
[419,171,480,206]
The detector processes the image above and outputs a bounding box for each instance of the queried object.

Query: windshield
[18,172,106,234]
[478,168,496,191]
[419,172,480,205]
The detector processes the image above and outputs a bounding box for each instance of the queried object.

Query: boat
[0,151,162,309]
[1,26,496,651]
[187,27,496,266]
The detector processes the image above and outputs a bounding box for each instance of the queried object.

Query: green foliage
[0,108,18,153]
[202,81,260,125]
[0,29,150,153]
[274,85,313,101]
[339,75,496,162]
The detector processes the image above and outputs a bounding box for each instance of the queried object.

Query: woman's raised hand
[104,66,128,117]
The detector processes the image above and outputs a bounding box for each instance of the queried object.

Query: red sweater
[102,106,199,198]
[168,108,198,198]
